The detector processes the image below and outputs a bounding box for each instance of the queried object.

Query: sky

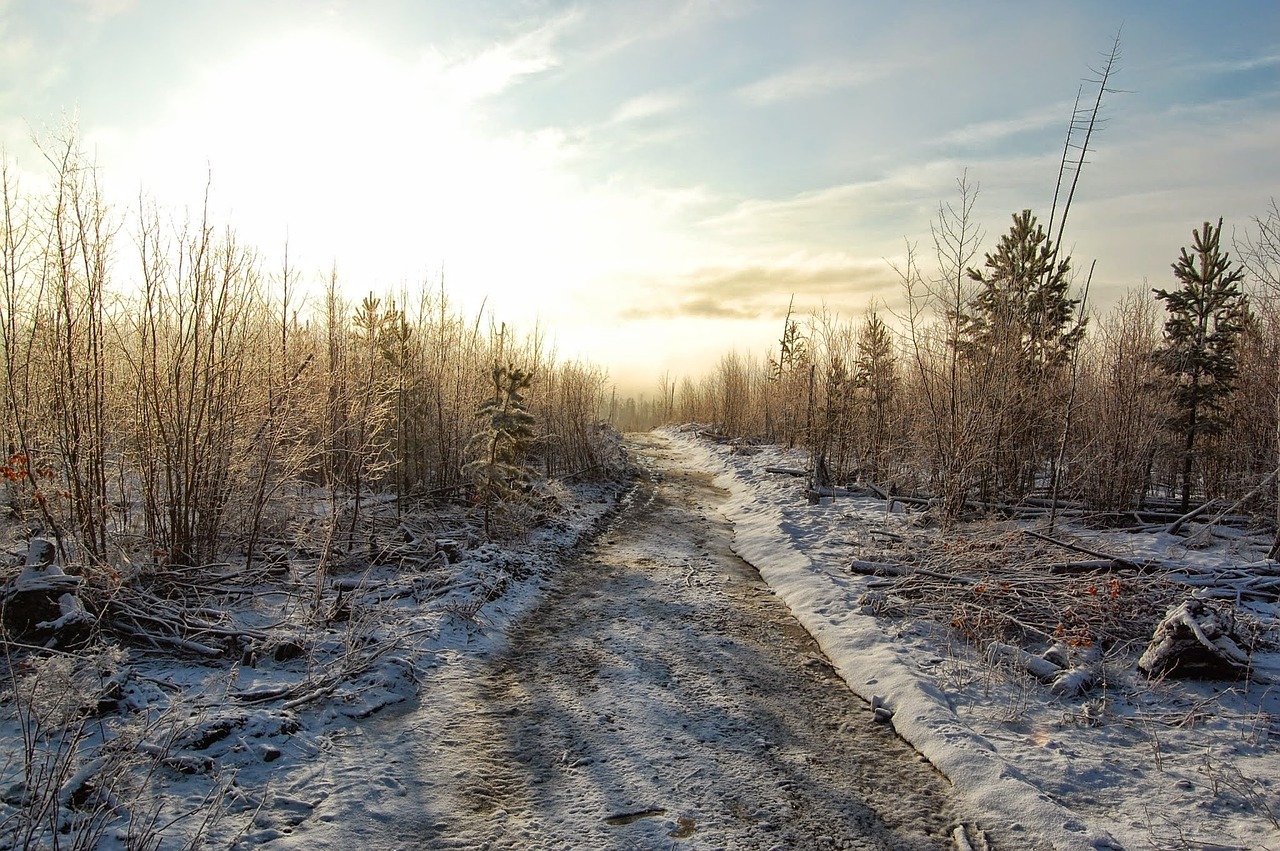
[1,0,1278,394]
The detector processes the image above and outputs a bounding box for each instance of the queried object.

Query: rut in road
[436,432,960,850]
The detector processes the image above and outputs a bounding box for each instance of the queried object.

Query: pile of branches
[850,524,1220,656]
[0,506,481,658]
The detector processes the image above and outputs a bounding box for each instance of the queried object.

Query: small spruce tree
[853,308,898,478]
[766,296,810,447]
[1152,218,1250,511]
[962,209,1082,376]
[464,363,536,535]
[958,209,1084,497]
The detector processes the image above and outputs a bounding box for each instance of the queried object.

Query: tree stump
[1,538,91,647]
[1137,599,1250,680]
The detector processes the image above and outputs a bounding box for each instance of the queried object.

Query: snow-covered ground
[671,426,1280,851]
[5,427,1278,850]
[252,431,963,850]
[0,473,630,850]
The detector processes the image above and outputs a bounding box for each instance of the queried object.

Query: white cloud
[73,0,138,21]
[936,101,1072,148]
[0,7,62,104]
[1194,51,1280,74]
[444,13,572,101]
[737,59,893,106]
[610,92,685,124]
[701,160,985,242]
[573,0,748,65]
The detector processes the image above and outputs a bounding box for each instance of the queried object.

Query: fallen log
[850,559,908,576]
[987,641,1097,696]
[2,540,89,645]
[1165,499,1219,536]
[1046,559,1120,575]
[986,641,1062,681]
[1021,529,1163,572]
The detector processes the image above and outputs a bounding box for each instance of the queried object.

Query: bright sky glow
[2,0,1278,393]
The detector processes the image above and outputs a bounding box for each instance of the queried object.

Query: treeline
[629,187,1280,543]
[0,133,617,571]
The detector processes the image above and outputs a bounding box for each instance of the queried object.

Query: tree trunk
[1181,405,1198,512]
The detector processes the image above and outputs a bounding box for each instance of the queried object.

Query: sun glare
[90,26,589,321]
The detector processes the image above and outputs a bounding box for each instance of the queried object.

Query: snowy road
[267,432,960,850]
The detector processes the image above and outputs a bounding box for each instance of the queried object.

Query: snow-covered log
[35,592,94,634]
[986,641,1098,696]
[1048,666,1097,697]
[986,641,1063,681]
[1137,599,1251,680]
[850,559,909,576]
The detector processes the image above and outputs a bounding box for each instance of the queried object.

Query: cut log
[1046,559,1120,574]
[987,641,1098,695]
[807,485,857,499]
[1165,499,1218,536]
[765,466,808,477]
[35,592,94,634]
[850,560,909,576]
[1049,666,1097,697]
[986,641,1063,681]
[1021,529,1163,572]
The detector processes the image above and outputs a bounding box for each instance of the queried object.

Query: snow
[0,476,629,850]
[671,426,1280,851]
[4,427,1279,849]
[246,436,959,849]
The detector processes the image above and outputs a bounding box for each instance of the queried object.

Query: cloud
[444,10,577,100]
[73,0,138,21]
[1194,52,1280,74]
[700,169,949,244]
[0,5,65,104]
[620,256,901,321]
[737,59,893,106]
[610,91,685,124]
[574,0,749,64]
[936,101,1072,148]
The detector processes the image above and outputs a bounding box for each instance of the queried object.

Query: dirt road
[272,431,960,850]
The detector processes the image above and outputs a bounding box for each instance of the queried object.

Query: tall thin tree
[1153,218,1250,511]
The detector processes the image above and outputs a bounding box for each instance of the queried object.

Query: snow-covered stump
[1137,599,1251,680]
[1,537,92,647]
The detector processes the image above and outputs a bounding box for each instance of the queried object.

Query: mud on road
[277,432,962,850]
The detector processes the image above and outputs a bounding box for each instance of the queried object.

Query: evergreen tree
[464,363,536,535]
[766,296,810,446]
[1152,218,1250,511]
[958,209,1084,498]
[962,209,1083,373]
[769,308,807,379]
[853,308,897,477]
[819,354,854,479]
